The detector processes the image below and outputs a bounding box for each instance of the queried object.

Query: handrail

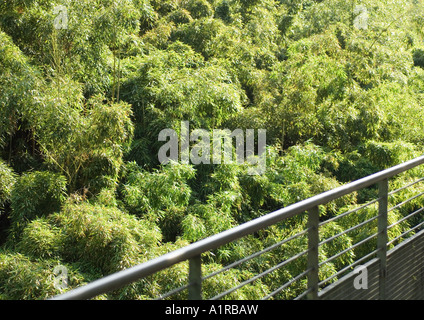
[50,155,424,300]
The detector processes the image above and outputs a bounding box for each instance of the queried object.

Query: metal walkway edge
[318,227,424,299]
[50,155,424,300]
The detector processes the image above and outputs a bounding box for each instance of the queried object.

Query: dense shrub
[185,0,214,19]
[49,202,162,275]
[8,171,67,243]
[17,218,63,259]
[359,140,419,170]
[1,0,424,300]
[0,160,15,210]
[413,48,424,69]
[0,251,86,300]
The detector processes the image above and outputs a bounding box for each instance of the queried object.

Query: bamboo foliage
[0,0,424,299]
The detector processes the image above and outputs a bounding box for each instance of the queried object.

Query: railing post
[377,179,388,300]
[307,206,320,300]
[188,255,202,300]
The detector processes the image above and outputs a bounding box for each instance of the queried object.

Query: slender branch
[117,49,121,102]
[369,11,407,52]
[38,141,72,182]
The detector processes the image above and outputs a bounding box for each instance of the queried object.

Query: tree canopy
[1,0,424,300]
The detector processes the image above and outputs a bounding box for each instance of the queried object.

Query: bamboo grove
[1,0,424,299]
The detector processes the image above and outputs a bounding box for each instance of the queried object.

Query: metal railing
[50,155,424,300]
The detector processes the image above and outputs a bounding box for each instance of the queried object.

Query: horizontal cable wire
[294,287,312,300]
[387,207,424,230]
[318,249,378,287]
[388,191,424,212]
[319,215,378,247]
[319,198,379,227]
[202,228,309,281]
[154,283,191,300]
[319,232,378,267]
[387,220,424,246]
[210,248,309,300]
[261,268,311,300]
[388,177,424,196]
